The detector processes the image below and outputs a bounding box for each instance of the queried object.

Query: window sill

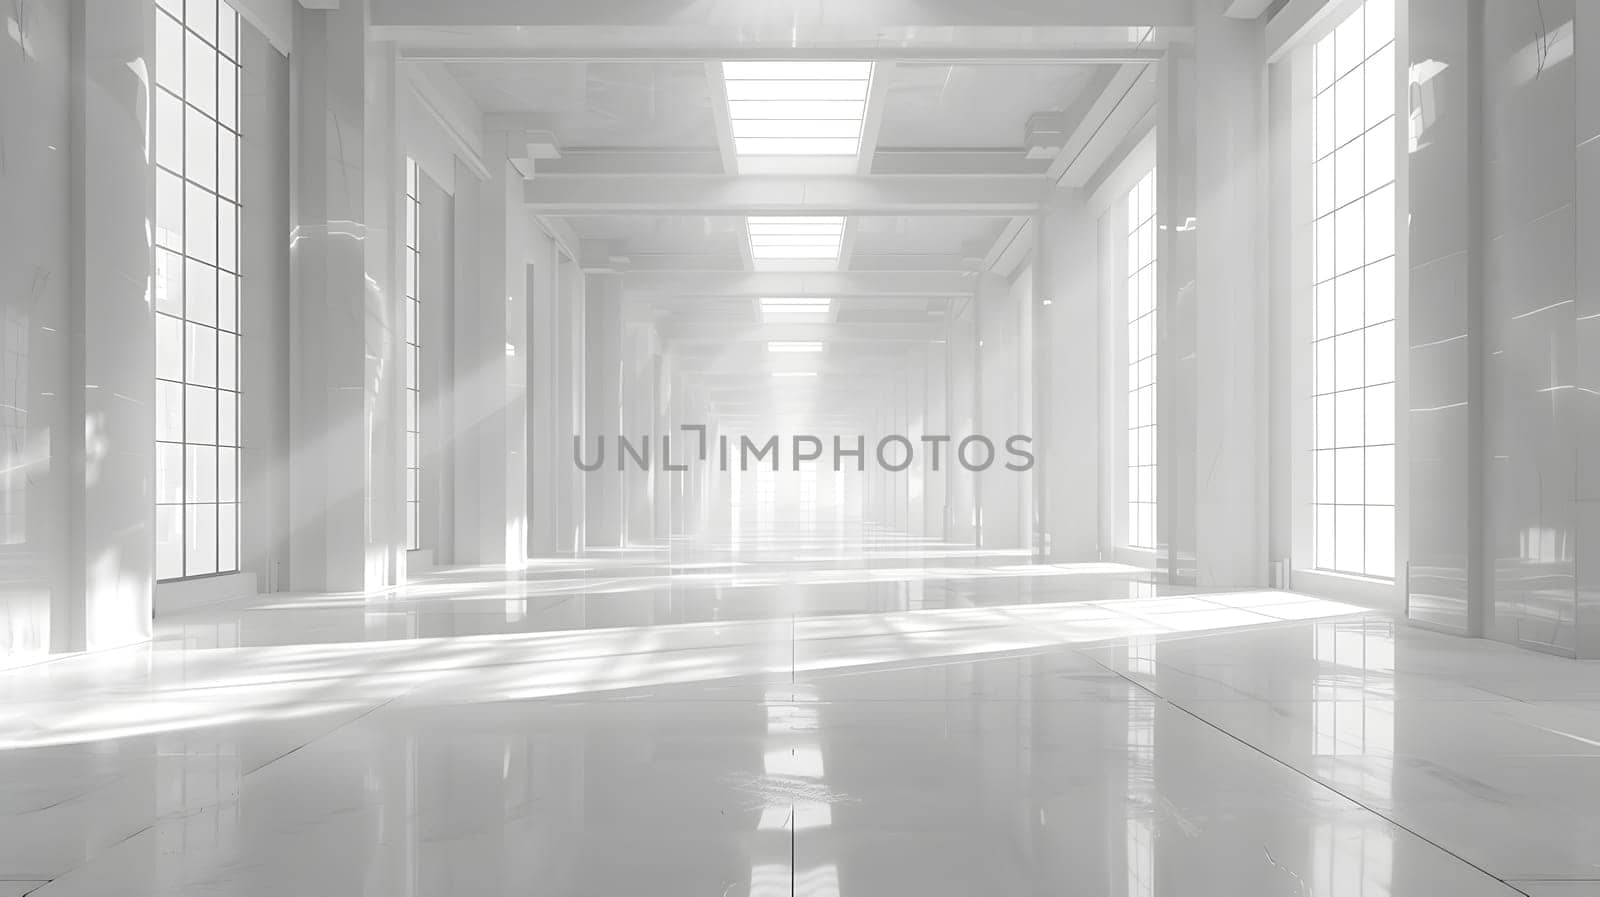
[155,570,258,617]
[1289,567,1401,614]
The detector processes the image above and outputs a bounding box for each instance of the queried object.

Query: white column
[526,231,562,557]
[653,355,672,543]
[1036,194,1101,561]
[921,342,948,541]
[449,132,521,565]
[976,271,1024,549]
[1404,0,1480,633]
[63,0,158,650]
[0,0,69,657]
[1156,37,1199,584]
[239,26,291,590]
[584,272,624,547]
[1191,5,1267,588]
[622,323,654,545]
[287,0,405,592]
[946,298,979,544]
[1578,4,1600,657]
[367,37,407,587]
[555,255,585,552]
[418,172,456,564]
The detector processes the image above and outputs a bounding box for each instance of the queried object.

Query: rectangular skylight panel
[727,100,865,121]
[772,371,819,378]
[761,297,830,309]
[723,61,872,158]
[753,245,840,259]
[723,61,872,81]
[746,216,846,261]
[768,341,824,353]
[761,297,831,321]
[750,235,841,247]
[733,119,863,139]
[725,80,868,102]
[748,219,845,234]
[735,138,860,156]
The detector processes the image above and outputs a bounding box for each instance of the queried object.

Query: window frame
[1305,0,1399,581]
[1278,0,1409,604]
[405,158,422,551]
[154,0,243,582]
[1126,168,1159,550]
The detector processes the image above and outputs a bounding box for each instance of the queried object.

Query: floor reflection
[1,527,1594,895]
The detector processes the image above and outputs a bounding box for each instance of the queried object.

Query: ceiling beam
[703,63,756,272]
[395,47,1165,65]
[857,62,895,176]
[622,270,976,299]
[1049,63,1159,187]
[660,322,944,343]
[374,0,1192,28]
[1224,0,1276,18]
[526,174,1048,216]
[981,217,1030,274]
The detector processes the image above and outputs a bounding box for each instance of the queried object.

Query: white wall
[0,0,72,659]
[946,298,978,544]
[239,22,292,593]
[976,269,1027,549]
[1037,196,1102,560]
[1476,0,1591,655]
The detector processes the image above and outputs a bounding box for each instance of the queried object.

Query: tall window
[1311,0,1395,578]
[405,159,422,550]
[154,0,242,580]
[1126,169,1157,549]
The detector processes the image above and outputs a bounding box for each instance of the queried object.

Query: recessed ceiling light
[768,341,824,353]
[722,61,873,156]
[772,371,819,377]
[761,297,832,320]
[747,217,845,261]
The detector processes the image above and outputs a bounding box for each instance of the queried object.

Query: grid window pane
[1126,168,1158,549]
[404,159,423,550]
[1310,0,1395,578]
[156,1,242,581]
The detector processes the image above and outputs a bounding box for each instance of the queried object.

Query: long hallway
[8,0,1600,892]
[4,530,1597,895]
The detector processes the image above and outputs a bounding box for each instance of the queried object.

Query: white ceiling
[876,64,1096,149]
[394,2,1171,419]
[445,61,719,148]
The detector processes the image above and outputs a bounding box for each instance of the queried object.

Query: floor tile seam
[1071,646,1531,894]
[18,693,410,894]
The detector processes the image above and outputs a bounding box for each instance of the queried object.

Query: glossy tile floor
[4,526,1600,895]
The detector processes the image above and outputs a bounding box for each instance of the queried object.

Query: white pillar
[1036,194,1101,561]
[287,0,405,591]
[448,132,523,565]
[1402,0,1481,634]
[976,271,1024,549]
[1190,5,1267,588]
[622,323,654,545]
[946,299,979,544]
[653,354,672,543]
[526,232,562,557]
[584,272,624,547]
[1156,37,1199,585]
[556,256,585,552]
[64,0,158,650]
[240,28,292,590]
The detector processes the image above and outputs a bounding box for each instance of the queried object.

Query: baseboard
[155,571,259,616]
